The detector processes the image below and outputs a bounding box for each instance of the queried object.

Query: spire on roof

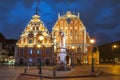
[35,0,39,15]
[35,7,38,15]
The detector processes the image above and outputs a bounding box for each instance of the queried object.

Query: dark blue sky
[0,0,120,45]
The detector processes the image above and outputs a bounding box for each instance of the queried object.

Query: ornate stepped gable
[17,14,52,47]
[52,11,91,48]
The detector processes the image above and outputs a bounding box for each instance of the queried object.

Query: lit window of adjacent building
[28,48,33,54]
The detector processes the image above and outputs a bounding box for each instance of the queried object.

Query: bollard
[24,68,27,74]
[53,70,56,76]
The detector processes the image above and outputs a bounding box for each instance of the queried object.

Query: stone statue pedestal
[55,47,71,71]
[55,29,71,71]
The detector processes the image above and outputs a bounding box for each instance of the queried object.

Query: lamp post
[38,35,44,74]
[71,46,75,66]
[90,39,95,74]
[112,44,118,65]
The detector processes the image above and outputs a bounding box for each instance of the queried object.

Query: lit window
[28,58,32,63]
[28,48,32,54]
[29,39,33,44]
[37,49,42,54]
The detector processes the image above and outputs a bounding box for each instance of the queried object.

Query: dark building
[0,33,17,62]
[98,41,120,64]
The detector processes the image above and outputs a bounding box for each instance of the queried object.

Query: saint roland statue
[57,29,66,64]
[59,29,65,48]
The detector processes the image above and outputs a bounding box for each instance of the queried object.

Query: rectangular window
[46,47,50,54]
[20,48,24,54]
[28,58,32,63]
[37,49,42,54]
[29,39,33,44]
[28,48,33,54]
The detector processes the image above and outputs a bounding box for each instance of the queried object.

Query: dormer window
[33,26,35,30]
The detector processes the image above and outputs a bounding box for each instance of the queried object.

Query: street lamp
[71,46,75,66]
[112,44,118,65]
[90,39,95,74]
[38,35,44,74]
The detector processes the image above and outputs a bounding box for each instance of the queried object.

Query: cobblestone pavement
[1,64,120,80]
[16,74,120,80]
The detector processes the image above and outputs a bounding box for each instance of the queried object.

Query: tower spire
[35,7,38,15]
[35,0,39,15]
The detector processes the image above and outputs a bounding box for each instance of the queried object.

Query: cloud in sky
[0,0,120,45]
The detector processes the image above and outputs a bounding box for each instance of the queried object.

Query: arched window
[28,48,33,54]
[36,26,39,30]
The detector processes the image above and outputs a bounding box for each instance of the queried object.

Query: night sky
[0,0,120,45]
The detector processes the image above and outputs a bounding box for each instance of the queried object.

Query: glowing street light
[72,46,75,49]
[90,39,95,74]
[38,35,44,74]
[112,44,118,65]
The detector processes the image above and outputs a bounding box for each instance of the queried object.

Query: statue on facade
[59,29,66,48]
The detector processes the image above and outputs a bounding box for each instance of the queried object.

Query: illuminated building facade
[15,14,55,65]
[52,11,99,64]
[15,11,99,65]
